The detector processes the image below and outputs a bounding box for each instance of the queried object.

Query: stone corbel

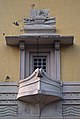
[54,41,60,51]
[19,41,25,51]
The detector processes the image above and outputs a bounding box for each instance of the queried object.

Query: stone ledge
[15,117,63,119]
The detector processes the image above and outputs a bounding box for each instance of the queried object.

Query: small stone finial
[35,68,43,77]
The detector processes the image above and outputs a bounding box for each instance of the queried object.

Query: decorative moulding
[5,9,74,46]
[23,9,56,33]
[5,34,74,46]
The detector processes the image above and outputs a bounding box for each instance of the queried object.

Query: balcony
[17,68,62,105]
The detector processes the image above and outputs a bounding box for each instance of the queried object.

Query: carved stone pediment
[17,68,62,105]
[23,9,56,33]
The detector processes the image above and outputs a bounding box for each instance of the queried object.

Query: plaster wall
[0,0,80,82]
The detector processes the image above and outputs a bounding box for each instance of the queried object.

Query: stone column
[19,42,26,80]
[55,42,60,80]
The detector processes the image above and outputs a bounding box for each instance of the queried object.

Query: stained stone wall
[0,82,80,119]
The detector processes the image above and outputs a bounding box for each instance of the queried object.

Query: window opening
[33,56,47,72]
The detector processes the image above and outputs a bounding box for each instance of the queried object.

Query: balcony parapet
[17,68,62,105]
